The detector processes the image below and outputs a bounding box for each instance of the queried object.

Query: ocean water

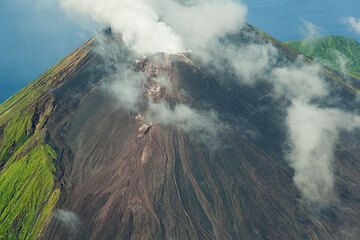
[243,0,360,41]
[0,1,90,103]
[1,0,360,103]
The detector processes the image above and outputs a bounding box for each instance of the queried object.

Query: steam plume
[59,0,247,55]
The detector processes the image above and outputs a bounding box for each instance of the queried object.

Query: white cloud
[334,51,349,74]
[104,67,145,111]
[59,0,247,55]
[272,63,328,102]
[147,102,222,142]
[152,75,174,93]
[152,0,247,51]
[345,17,360,35]
[301,19,321,41]
[59,0,184,55]
[54,209,80,236]
[287,100,360,203]
[225,43,277,84]
[273,60,360,204]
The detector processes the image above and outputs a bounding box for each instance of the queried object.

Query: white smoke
[273,61,360,204]
[104,67,145,111]
[345,17,360,35]
[287,101,360,203]
[149,102,218,134]
[152,0,247,51]
[301,19,321,41]
[59,0,247,55]
[272,63,328,102]
[59,0,184,55]
[153,75,174,93]
[334,51,349,74]
[226,43,278,84]
[147,102,222,142]
[54,209,81,236]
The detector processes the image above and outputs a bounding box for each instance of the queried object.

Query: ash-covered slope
[1,25,360,240]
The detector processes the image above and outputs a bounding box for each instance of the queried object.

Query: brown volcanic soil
[38,27,360,240]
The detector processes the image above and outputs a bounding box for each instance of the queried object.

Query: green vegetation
[0,39,92,239]
[0,102,60,239]
[251,26,360,94]
[286,36,360,79]
[0,145,60,240]
[0,112,33,165]
[0,61,64,240]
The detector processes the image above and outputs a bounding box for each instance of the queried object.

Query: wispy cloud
[273,60,360,204]
[60,0,183,55]
[147,101,223,144]
[345,17,360,35]
[152,0,247,52]
[221,43,277,85]
[272,63,328,102]
[104,67,145,111]
[287,100,360,203]
[301,19,321,41]
[334,51,349,74]
[59,0,247,56]
[54,209,81,238]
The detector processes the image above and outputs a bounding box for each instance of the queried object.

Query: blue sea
[1,0,360,103]
[243,0,360,41]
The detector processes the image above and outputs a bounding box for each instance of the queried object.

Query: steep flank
[286,36,360,79]
[41,28,360,239]
[1,25,360,240]
[0,39,94,240]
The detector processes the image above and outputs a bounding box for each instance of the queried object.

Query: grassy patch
[0,59,60,240]
[0,145,59,240]
[0,112,33,166]
[0,38,94,239]
[0,102,58,239]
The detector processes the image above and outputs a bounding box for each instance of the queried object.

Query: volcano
[1,24,360,240]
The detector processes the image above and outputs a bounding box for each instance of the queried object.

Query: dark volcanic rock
[36,26,360,240]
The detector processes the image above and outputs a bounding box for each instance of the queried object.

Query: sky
[1,0,360,103]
